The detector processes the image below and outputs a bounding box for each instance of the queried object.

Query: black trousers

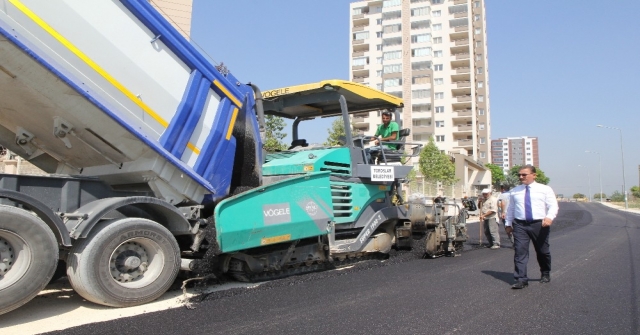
[513,220,551,283]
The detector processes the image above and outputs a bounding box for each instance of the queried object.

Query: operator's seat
[288,139,308,150]
[379,128,411,163]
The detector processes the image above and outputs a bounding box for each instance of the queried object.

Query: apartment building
[491,136,539,174]
[348,0,491,164]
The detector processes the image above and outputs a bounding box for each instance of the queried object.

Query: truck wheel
[66,218,180,307]
[0,206,58,315]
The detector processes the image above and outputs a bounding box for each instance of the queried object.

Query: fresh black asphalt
[45,202,640,335]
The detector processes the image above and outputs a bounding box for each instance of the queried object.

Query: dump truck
[0,0,467,315]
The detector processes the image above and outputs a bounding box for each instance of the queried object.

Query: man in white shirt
[505,165,559,289]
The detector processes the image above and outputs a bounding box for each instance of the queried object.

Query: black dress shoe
[511,281,528,289]
[540,275,551,283]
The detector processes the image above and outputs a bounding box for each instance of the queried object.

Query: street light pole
[586,150,603,203]
[578,165,592,202]
[597,125,627,209]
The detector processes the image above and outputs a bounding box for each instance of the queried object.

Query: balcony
[454,12,468,18]
[352,116,366,123]
[353,121,369,131]
[353,39,365,45]
[353,26,365,32]
[453,109,472,117]
[453,39,469,46]
[453,124,473,132]
[412,125,431,133]
[454,53,470,60]
[352,51,365,57]
[454,67,470,74]
[454,81,471,88]
[455,139,473,147]
[455,95,472,102]
[353,76,368,83]
[455,25,469,32]
[352,14,365,19]
[453,0,467,4]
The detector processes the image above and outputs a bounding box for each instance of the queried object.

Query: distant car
[606,198,611,202]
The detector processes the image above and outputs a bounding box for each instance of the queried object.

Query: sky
[190,0,640,198]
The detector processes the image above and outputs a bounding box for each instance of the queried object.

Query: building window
[434,78,444,85]
[476,41,482,47]
[383,63,402,74]
[478,109,485,115]
[434,64,443,71]
[478,95,484,102]
[432,0,443,4]
[411,33,431,43]
[476,54,483,61]
[480,137,486,144]
[352,7,366,15]
[412,47,432,57]
[436,135,445,142]
[377,44,383,51]
[433,37,442,44]
[479,122,485,130]
[435,121,445,128]
[412,89,431,99]
[353,31,369,40]
[383,50,402,60]
[352,57,369,66]
[432,10,441,17]
[474,1,481,8]
[433,50,443,57]
[383,23,402,33]
[376,70,383,77]
[411,61,431,71]
[435,106,444,113]
[477,67,483,74]
[376,83,383,90]
[527,152,531,155]
[412,75,430,84]
[435,92,444,99]
[475,28,481,35]
[480,151,486,159]
[411,20,431,30]
[411,7,429,16]
[382,10,402,20]
[477,81,484,88]
[383,78,402,87]
[504,153,508,156]
[432,24,442,31]
[383,0,402,7]
[376,31,383,38]
[377,57,383,64]
[412,103,431,112]
[376,18,383,25]
[474,14,481,21]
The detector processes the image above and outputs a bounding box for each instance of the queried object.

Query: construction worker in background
[498,185,514,248]
[479,188,500,249]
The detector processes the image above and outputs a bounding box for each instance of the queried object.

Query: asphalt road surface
[45,202,640,335]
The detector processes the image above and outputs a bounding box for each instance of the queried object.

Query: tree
[572,193,585,199]
[485,163,505,187]
[324,117,346,146]
[418,137,457,186]
[594,192,606,200]
[508,165,550,185]
[610,191,624,202]
[630,186,640,199]
[264,115,287,152]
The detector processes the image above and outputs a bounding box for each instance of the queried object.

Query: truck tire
[66,218,180,307]
[0,206,58,315]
